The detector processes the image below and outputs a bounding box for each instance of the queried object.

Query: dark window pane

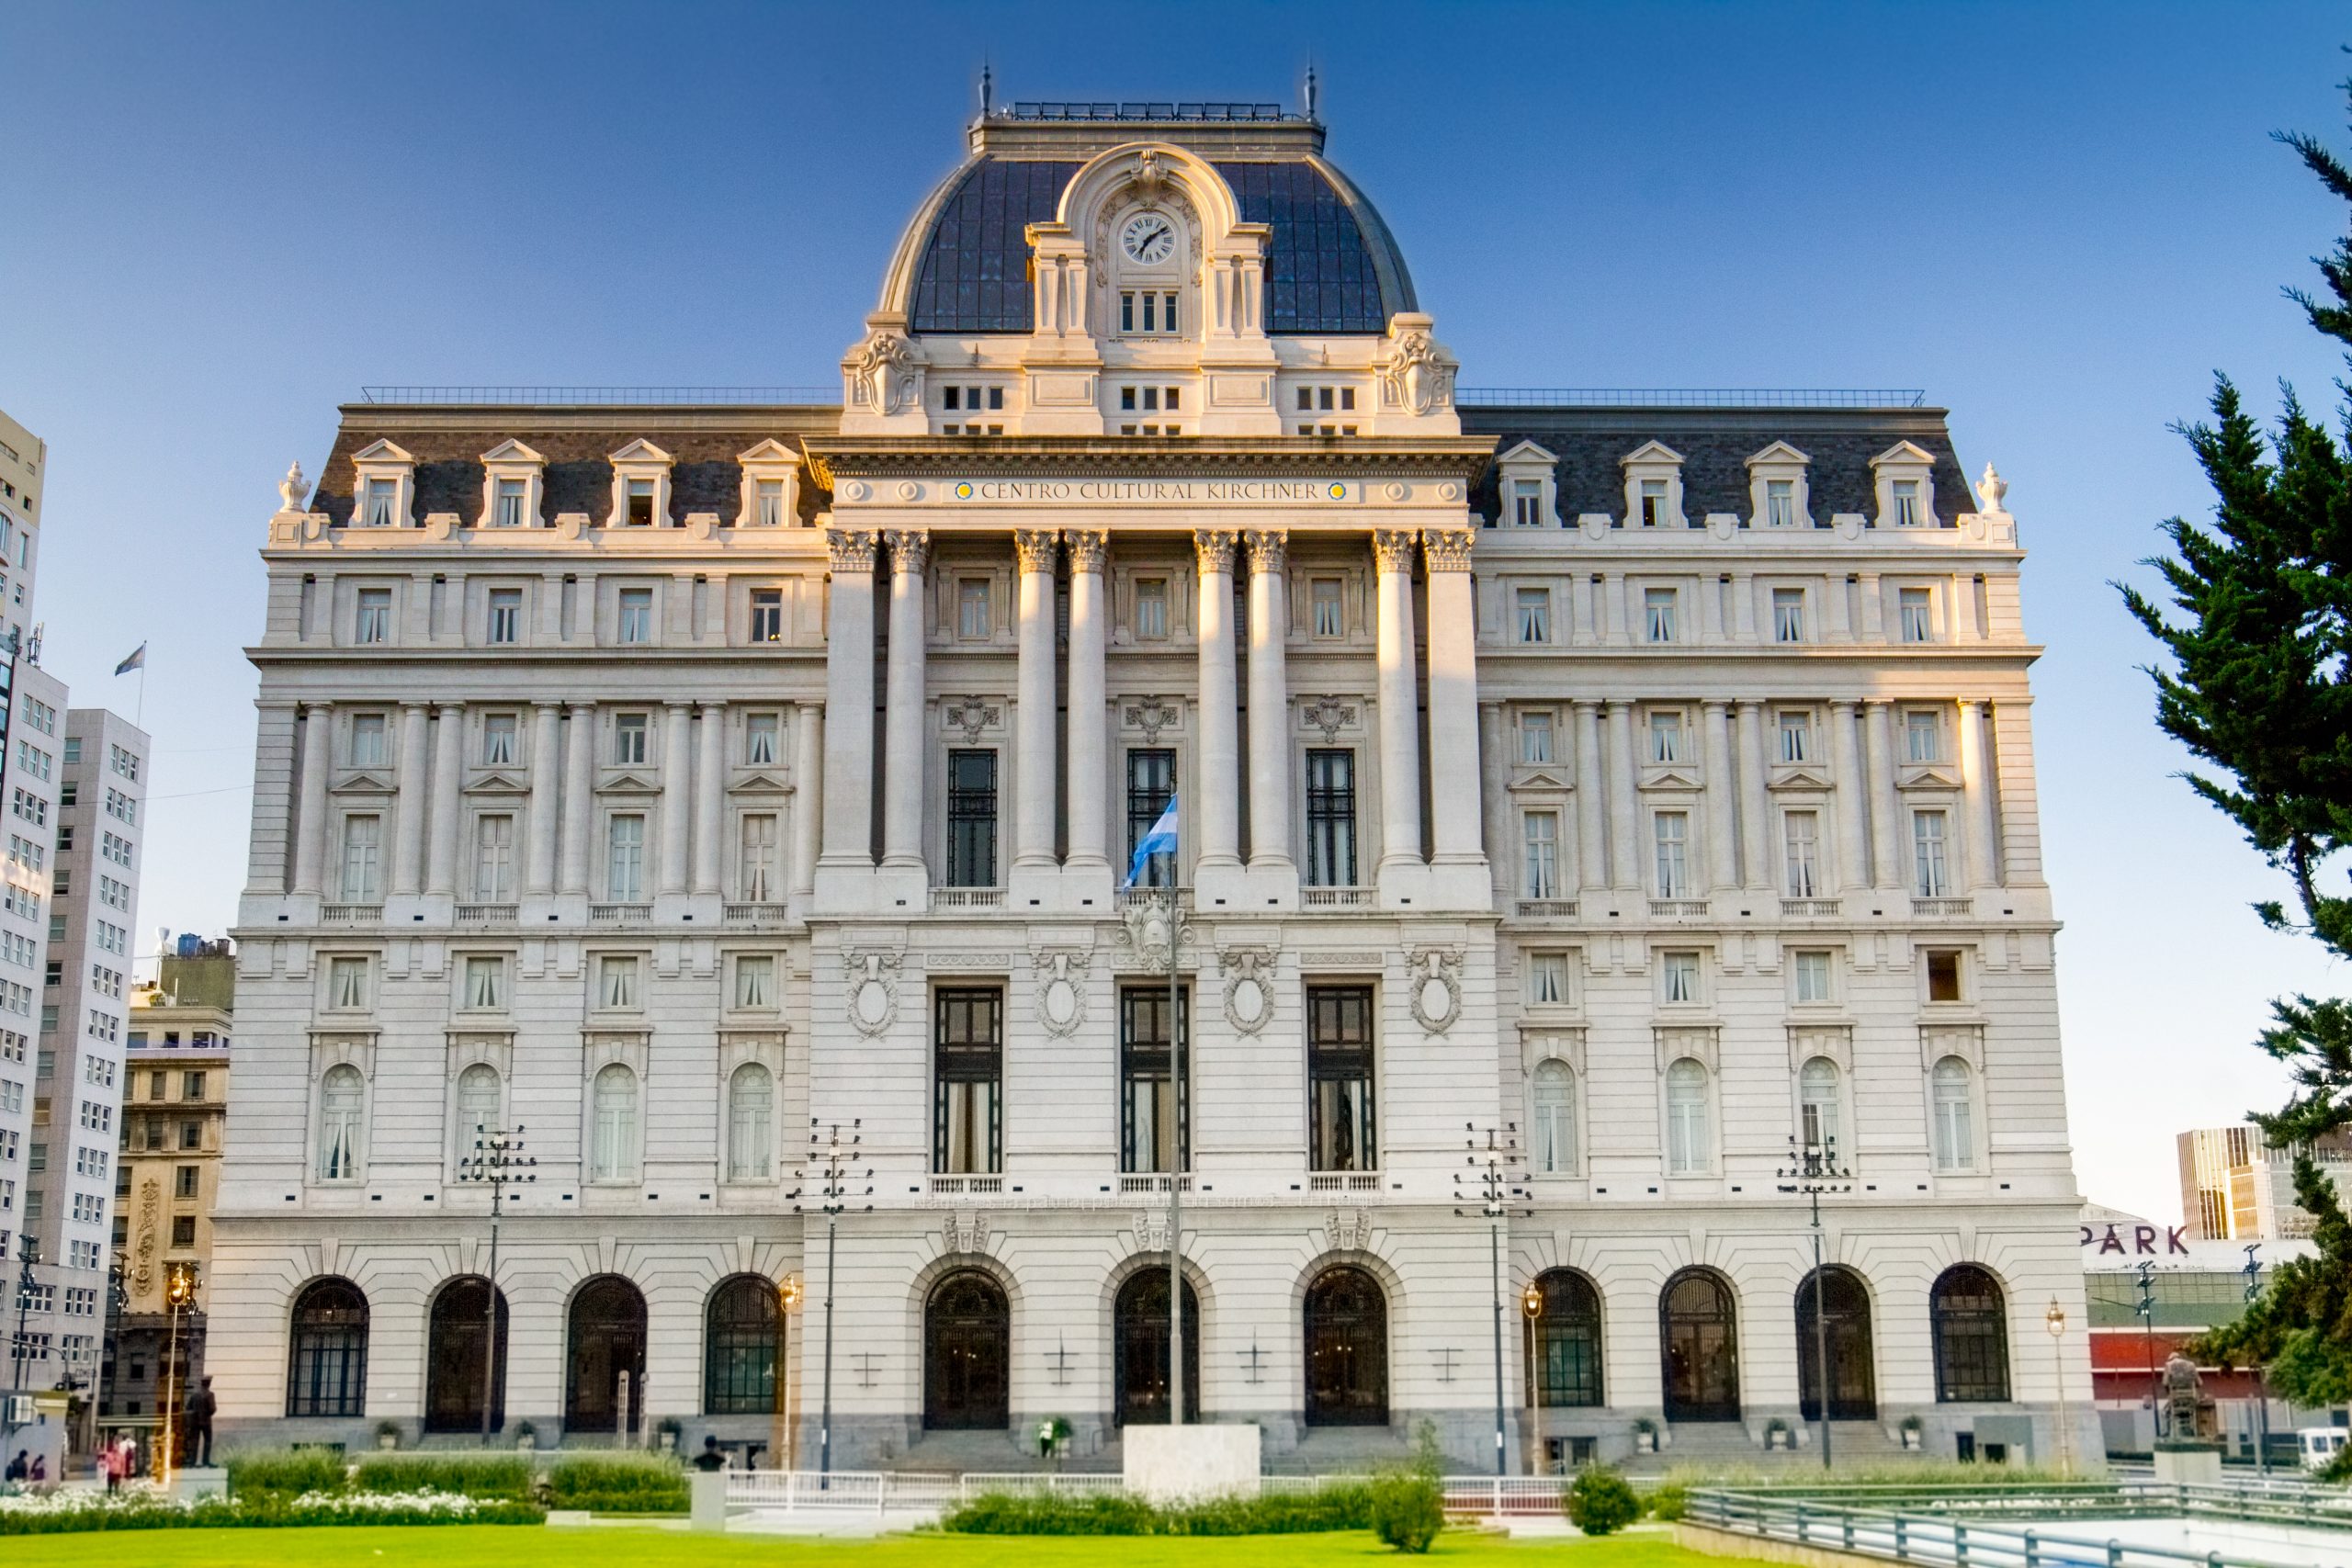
[1126,750,1176,886]
[946,750,999,887]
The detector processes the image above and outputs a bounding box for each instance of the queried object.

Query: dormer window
[361,479,399,527]
[1621,442,1687,530]
[1495,441,1559,529]
[1120,290,1180,334]
[606,439,674,528]
[735,439,800,529]
[754,481,786,528]
[478,439,545,528]
[1767,481,1795,528]
[1892,480,1921,527]
[1513,480,1543,526]
[1746,441,1813,530]
[1871,442,1939,529]
[624,479,655,527]
[1640,481,1666,527]
[492,479,528,527]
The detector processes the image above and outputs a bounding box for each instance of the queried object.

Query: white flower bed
[288,1489,486,1517]
[0,1483,181,1516]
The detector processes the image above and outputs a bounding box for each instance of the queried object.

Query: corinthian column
[527,702,561,895]
[1736,701,1772,891]
[1373,529,1423,873]
[1573,700,1604,895]
[425,703,462,897]
[660,701,691,895]
[1193,530,1242,871]
[819,528,878,868]
[881,529,930,871]
[1422,528,1483,870]
[1866,699,1902,892]
[1065,530,1111,874]
[1013,529,1060,873]
[291,702,332,895]
[792,702,822,898]
[559,701,594,895]
[1957,699,1998,891]
[1702,700,1736,895]
[694,700,726,895]
[1245,530,1293,871]
[1829,700,1868,895]
[1606,701,1638,891]
[392,703,429,896]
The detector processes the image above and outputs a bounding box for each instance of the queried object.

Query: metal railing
[1686,1487,2336,1568]
[1457,387,1928,409]
[358,385,838,406]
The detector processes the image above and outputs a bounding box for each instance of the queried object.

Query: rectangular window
[1134,577,1170,639]
[1766,479,1795,528]
[1125,749,1176,887]
[355,588,390,644]
[1304,750,1358,887]
[1776,710,1811,764]
[1905,708,1941,763]
[957,579,991,639]
[734,954,775,1010]
[1660,951,1702,1004]
[349,712,388,768]
[1522,811,1559,898]
[754,479,786,528]
[618,587,653,644]
[463,954,505,1010]
[1648,710,1683,764]
[175,1165,198,1199]
[1515,586,1552,644]
[1307,986,1376,1172]
[1512,479,1544,526]
[737,813,778,901]
[1526,952,1569,1007]
[1310,577,1343,637]
[613,712,649,765]
[1654,812,1690,897]
[1773,587,1805,642]
[606,815,646,902]
[329,955,369,1010]
[1519,711,1554,765]
[362,477,398,526]
[750,589,784,643]
[492,478,527,527]
[473,815,514,902]
[171,1214,196,1247]
[1645,587,1678,643]
[1783,810,1820,897]
[625,478,655,526]
[1926,949,1964,1003]
[487,588,521,644]
[744,712,780,765]
[1899,587,1933,643]
[1792,949,1834,1004]
[1120,986,1189,1173]
[109,744,140,783]
[933,988,1002,1174]
[597,954,640,1009]
[1912,810,1950,897]
[1892,479,1921,527]
[338,815,381,902]
[480,712,518,766]
[945,750,1000,888]
[1640,479,1666,527]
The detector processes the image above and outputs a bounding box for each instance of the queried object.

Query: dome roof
[877,110,1418,337]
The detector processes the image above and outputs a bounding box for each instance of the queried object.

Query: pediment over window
[596,772,662,795]
[481,439,543,465]
[609,438,673,466]
[1897,764,1962,791]
[1746,441,1815,530]
[1622,440,1685,467]
[729,769,793,795]
[1619,442,1689,528]
[328,771,396,795]
[349,441,417,528]
[607,440,676,528]
[736,439,804,528]
[1506,767,1573,794]
[1767,765,1835,792]
[1747,440,1810,468]
[464,770,530,795]
[1637,766,1702,792]
[1873,440,1937,467]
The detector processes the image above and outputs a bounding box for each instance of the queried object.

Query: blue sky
[6,1,2350,1220]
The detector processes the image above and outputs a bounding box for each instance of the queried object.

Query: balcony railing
[1514,898,1579,919]
[933,888,1006,911]
[1114,886,1192,912]
[1308,1172,1383,1191]
[928,1175,1003,1196]
[1780,898,1841,918]
[724,902,788,924]
[1301,886,1375,909]
[1911,897,1974,918]
[454,904,517,924]
[1118,1174,1193,1194]
[320,904,379,923]
[589,902,652,923]
[1649,899,1710,918]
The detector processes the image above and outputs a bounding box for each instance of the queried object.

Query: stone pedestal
[172,1466,228,1504]
[1124,1424,1261,1504]
[690,1468,729,1530]
[2152,1441,2223,1485]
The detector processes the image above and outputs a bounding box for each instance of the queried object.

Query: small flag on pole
[114,643,146,676]
[1124,793,1179,889]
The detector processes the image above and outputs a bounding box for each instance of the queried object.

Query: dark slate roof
[908,157,1405,336]
[1457,407,1973,526]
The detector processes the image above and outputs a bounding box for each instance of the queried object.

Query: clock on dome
[1121,212,1175,265]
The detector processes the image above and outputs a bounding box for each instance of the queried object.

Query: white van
[2298,1427,2346,1472]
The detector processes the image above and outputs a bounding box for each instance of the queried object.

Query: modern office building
[2177,1123,2352,1243]
[207,97,2087,1471]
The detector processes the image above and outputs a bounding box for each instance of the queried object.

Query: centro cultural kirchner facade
[208,97,2087,1472]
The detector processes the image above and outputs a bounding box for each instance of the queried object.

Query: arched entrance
[1114,1269,1200,1425]
[285,1277,369,1418]
[1525,1269,1604,1407]
[423,1275,508,1434]
[924,1270,1010,1429]
[565,1275,649,1435]
[1930,1264,2011,1403]
[1795,1266,1876,1421]
[1303,1265,1388,1427]
[704,1275,783,1415]
[1660,1268,1740,1422]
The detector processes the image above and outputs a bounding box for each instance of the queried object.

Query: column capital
[1830,697,1860,715]
[1243,529,1288,573]
[1065,528,1109,574]
[1702,698,1731,716]
[401,699,430,714]
[1372,528,1419,573]
[1192,528,1238,574]
[825,527,879,571]
[697,697,729,716]
[664,698,693,715]
[534,698,565,713]
[567,700,596,717]
[435,701,464,718]
[884,528,931,576]
[1014,528,1061,574]
[1571,696,1603,714]
[1420,527,1476,572]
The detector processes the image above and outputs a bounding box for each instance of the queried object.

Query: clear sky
[6,0,2349,1223]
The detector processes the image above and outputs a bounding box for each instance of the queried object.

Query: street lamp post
[1455,1122,1529,1477]
[1521,1280,1543,1474]
[158,1262,196,1484]
[457,1122,534,1444]
[2044,1299,2070,1477]
[793,1121,870,1485]
[2242,1245,2267,1476]
[775,1273,803,1472]
[1777,1134,1853,1472]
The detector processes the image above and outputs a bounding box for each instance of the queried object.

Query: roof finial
[979,60,993,118]
[1305,59,1318,120]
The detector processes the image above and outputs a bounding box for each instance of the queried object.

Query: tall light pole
[159,1262,196,1483]
[1521,1280,1544,1473]
[2242,1246,2267,1476]
[2043,1299,2070,1477]
[793,1121,869,1485]
[1777,1134,1852,1472]
[775,1273,803,1472]
[1455,1122,1528,1476]
[457,1122,534,1444]
[1130,884,1187,1426]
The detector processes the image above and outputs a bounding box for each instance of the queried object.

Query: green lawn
[1,1524,1761,1567]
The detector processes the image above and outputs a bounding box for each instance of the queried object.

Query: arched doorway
[1930,1264,2011,1403]
[924,1270,1010,1429]
[1660,1269,1740,1422]
[423,1276,508,1433]
[285,1277,369,1418]
[1304,1265,1388,1427]
[704,1275,782,1415]
[1795,1266,1876,1421]
[566,1275,649,1435]
[1114,1269,1200,1425]
[1525,1269,1603,1407]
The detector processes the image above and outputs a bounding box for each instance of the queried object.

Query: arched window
[424,1275,508,1433]
[1665,1059,1710,1175]
[1526,1269,1603,1407]
[285,1277,368,1417]
[317,1065,364,1181]
[1114,1269,1200,1426]
[567,1275,650,1434]
[1531,1060,1577,1175]
[1660,1268,1739,1422]
[1304,1265,1389,1427]
[454,1064,501,1164]
[1931,1264,2010,1403]
[924,1269,1011,1430]
[704,1275,782,1415]
[726,1064,775,1182]
[1798,1057,1841,1154]
[1930,1057,1975,1171]
[1795,1265,1876,1421]
[589,1064,638,1183]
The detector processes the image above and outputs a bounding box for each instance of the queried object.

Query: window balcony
[1780,898,1841,919]
[1649,899,1710,919]
[589,902,652,923]
[1514,898,1579,919]
[1119,1174,1193,1194]
[932,888,1005,912]
[723,902,788,925]
[454,904,517,924]
[1115,886,1193,913]
[1300,886,1374,909]
[1911,897,1974,918]
[928,1175,1002,1195]
[1307,1172,1382,1191]
[320,904,379,924]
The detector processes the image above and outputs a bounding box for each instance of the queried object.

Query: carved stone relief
[842,946,901,1037]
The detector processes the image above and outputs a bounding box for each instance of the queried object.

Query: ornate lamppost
[2044,1299,2070,1477]
[157,1262,196,1483]
[1455,1122,1529,1476]
[1777,1134,1852,1471]
[775,1273,803,1472]
[1521,1280,1544,1473]
[457,1122,533,1444]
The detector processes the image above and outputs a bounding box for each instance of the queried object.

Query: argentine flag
[1125,793,1178,889]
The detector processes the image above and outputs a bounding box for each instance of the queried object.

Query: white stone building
[209,101,2088,1472]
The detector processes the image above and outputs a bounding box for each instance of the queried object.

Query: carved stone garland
[1408,945,1464,1034]
[842,946,901,1037]
[1220,945,1277,1036]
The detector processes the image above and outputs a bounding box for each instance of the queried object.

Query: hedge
[353,1454,536,1500]
[942,1484,1377,1537]
[547,1452,688,1514]
[223,1449,349,1500]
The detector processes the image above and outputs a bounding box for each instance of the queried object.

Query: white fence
[725,1468,1560,1517]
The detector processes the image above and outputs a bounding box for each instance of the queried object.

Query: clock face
[1122,213,1175,265]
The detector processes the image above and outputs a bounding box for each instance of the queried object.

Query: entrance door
[924,1270,1010,1429]
[565,1275,649,1435]
[1114,1269,1200,1425]
[1660,1269,1740,1422]
[1796,1266,1877,1421]
[423,1276,508,1434]
[1304,1266,1388,1427]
